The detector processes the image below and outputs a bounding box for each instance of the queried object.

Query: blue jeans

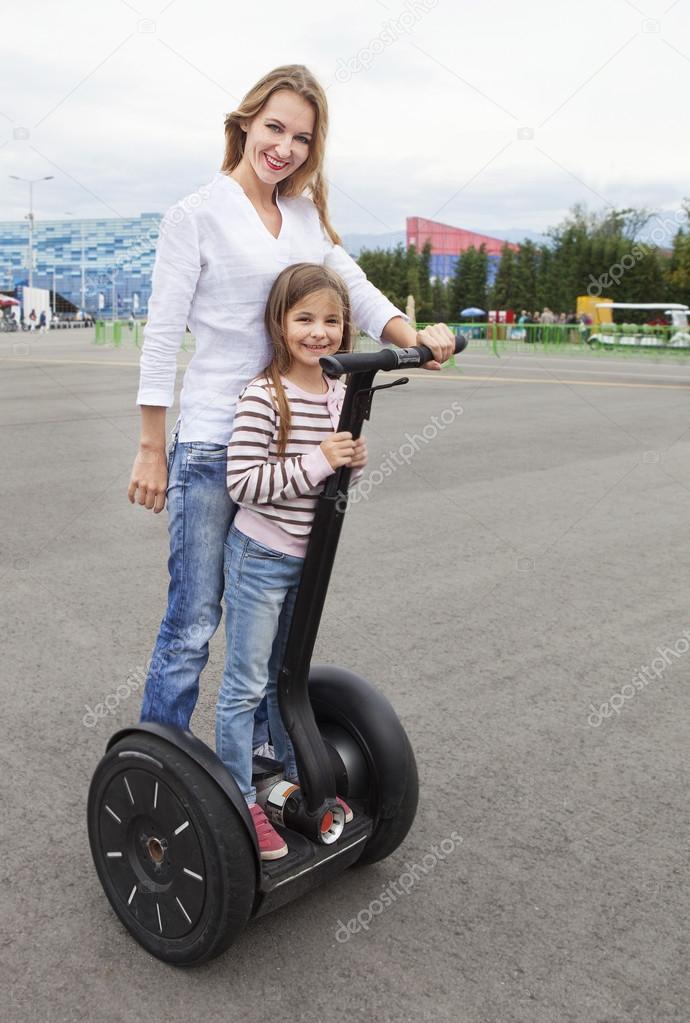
[140,431,236,728]
[216,525,303,804]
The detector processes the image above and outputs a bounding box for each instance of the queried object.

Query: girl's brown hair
[263,263,355,456]
[221,64,341,246]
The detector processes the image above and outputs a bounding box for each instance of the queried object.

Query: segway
[87,336,467,964]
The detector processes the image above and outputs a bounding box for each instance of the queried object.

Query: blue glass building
[0,212,162,315]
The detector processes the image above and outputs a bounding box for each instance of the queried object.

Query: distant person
[28,309,37,331]
[519,309,534,341]
[129,63,455,813]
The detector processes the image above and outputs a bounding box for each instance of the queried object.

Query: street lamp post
[9,175,54,289]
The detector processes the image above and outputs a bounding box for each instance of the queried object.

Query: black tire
[309,665,418,865]
[87,734,256,965]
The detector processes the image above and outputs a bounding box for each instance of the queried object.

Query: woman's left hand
[350,437,368,468]
[416,322,456,370]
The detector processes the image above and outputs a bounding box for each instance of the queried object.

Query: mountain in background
[341,227,549,256]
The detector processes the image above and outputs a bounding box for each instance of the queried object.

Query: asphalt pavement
[2,329,690,1023]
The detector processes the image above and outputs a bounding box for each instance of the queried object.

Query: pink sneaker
[337,796,353,824]
[249,803,288,860]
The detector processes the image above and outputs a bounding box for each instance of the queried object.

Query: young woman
[218,262,364,858]
[129,64,454,731]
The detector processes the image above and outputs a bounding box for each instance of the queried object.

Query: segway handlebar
[321,335,468,379]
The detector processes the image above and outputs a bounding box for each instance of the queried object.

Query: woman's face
[241,90,315,188]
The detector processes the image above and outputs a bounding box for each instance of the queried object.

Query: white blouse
[136,171,407,443]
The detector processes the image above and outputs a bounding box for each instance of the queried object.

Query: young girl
[216,262,366,860]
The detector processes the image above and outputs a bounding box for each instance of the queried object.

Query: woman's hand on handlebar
[416,323,456,370]
[128,445,168,513]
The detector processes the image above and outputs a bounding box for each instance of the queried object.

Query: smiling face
[240,89,315,190]
[284,289,344,371]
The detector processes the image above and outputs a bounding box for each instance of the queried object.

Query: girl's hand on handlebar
[349,437,368,469]
[127,446,168,513]
[320,432,356,469]
[416,323,456,370]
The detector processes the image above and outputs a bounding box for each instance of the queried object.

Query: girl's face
[284,289,344,370]
[241,90,315,188]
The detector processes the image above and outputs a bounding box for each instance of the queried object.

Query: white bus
[588,302,690,349]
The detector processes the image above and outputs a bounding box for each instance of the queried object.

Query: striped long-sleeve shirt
[227,373,355,557]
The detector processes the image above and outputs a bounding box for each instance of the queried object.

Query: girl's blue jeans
[139,429,269,746]
[216,525,302,804]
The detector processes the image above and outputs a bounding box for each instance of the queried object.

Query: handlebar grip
[321,335,468,378]
[320,347,400,377]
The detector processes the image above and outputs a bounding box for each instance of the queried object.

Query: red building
[406,217,518,281]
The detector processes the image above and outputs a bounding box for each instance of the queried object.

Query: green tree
[488,243,515,310]
[512,239,539,313]
[450,245,489,316]
[622,245,668,312]
[357,247,393,302]
[418,241,433,321]
[536,246,553,311]
[469,244,488,310]
[666,201,690,305]
[405,243,421,317]
[431,276,450,322]
[449,250,468,318]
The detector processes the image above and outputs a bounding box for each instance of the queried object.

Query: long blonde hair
[222,64,341,247]
[263,263,354,456]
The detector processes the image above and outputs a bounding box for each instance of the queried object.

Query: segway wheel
[87,734,256,965]
[309,665,419,865]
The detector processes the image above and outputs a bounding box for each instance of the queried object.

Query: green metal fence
[415,322,690,360]
[92,319,690,362]
[93,320,196,351]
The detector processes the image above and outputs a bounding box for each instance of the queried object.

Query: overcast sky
[2,0,689,240]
